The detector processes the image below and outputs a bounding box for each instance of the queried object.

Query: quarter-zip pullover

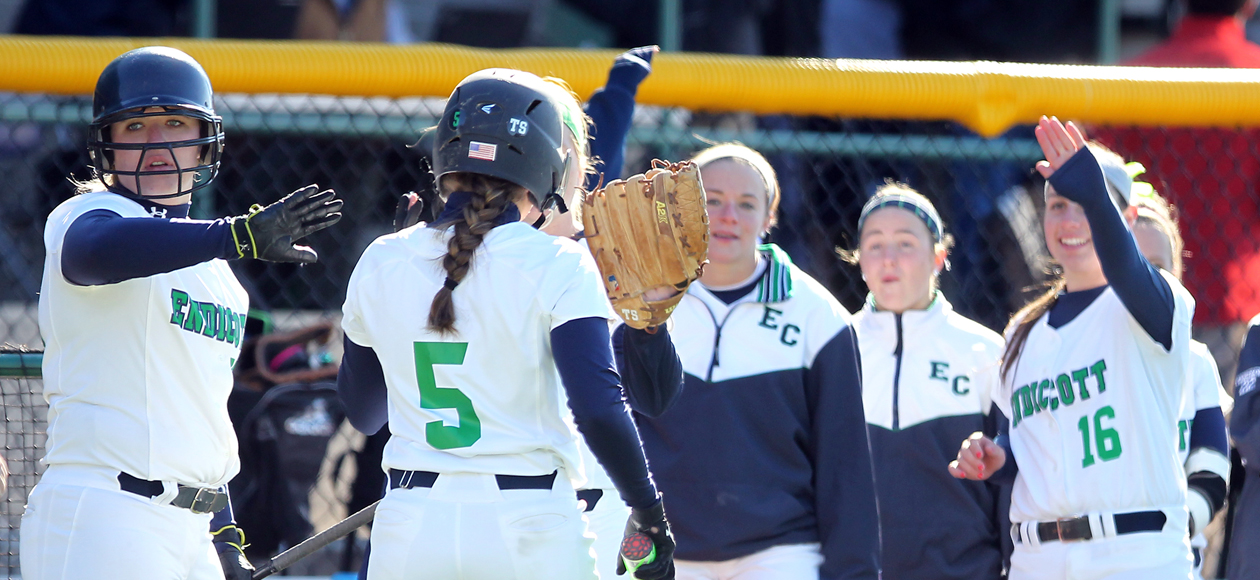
[854,294,1007,580]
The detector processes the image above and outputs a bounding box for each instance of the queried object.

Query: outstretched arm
[585,46,657,189]
[1037,117,1174,349]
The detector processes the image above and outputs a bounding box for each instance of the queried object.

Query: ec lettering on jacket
[758,306,801,346]
[929,361,971,395]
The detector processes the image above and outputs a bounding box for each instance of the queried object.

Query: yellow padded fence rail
[4,35,1260,137]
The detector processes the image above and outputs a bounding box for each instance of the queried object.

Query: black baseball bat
[251,500,380,580]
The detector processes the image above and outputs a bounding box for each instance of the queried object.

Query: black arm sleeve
[552,317,659,510]
[1233,323,1260,470]
[61,209,235,286]
[613,324,684,418]
[807,325,881,580]
[1046,148,1175,350]
[337,336,389,436]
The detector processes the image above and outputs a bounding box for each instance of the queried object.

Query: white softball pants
[20,464,223,580]
[674,543,822,580]
[366,470,596,580]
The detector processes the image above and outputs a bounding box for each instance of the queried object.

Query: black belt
[576,488,604,512]
[1014,510,1167,543]
[117,472,229,514]
[389,469,557,491]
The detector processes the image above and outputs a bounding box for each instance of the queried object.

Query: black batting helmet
[432,69,567,212]
[88,46,225,199]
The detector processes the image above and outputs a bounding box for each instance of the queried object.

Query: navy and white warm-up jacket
[633,244,880,580]
[853,294,1008,580]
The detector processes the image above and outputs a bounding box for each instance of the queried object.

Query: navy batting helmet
[88,46,225,199]
[433,69,568,213]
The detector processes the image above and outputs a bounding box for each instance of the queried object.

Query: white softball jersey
[39,191,247,487]
[997,272,1195,526]
[1178,340,1228,462]
[341,222,614,481]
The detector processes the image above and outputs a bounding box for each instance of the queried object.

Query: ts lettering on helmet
[451,111,461,129]
[508,118,529,136]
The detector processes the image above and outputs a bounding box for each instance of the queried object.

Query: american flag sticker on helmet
[468,141,497,161]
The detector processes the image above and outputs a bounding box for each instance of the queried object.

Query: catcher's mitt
[582,159,709,329]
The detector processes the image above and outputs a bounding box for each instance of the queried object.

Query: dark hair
[1001,276,1067,382]
[428,172,526,335]
[1186,0,1248,15]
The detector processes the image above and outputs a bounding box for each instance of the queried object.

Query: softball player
[22,47,342,580]
[538,48,687,580]
[1227,318,1260,580]
[847,183,1006,580]
[950,117,1195,579]
[337,68,675,580]
[1128,185,1231,579]
[631,143,880,579]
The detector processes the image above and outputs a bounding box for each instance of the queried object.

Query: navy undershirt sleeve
[989,410,1019,485]
[1233,323,1260,471]
[613,324,684,418]
[1046,148,1174,349]
[1187,406,1231,514]
[61,209,235,286]
[209,487,236,532]
[552,317,658,510]
[585,48,653,189]
[806,325,881,579]
[337,336,389,436]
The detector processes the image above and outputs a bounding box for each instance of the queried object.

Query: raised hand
[1034,115,1089,179]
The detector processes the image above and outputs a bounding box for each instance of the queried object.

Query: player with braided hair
[22,47,342,580]
[950,117,1196,579]
[1124,170,1231,580]
[337,68,675,580]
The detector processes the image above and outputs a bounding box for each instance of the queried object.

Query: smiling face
[109,109,204,204]
[1044,185,1108,291]
[701,159,772,271]
[858,206,943,313]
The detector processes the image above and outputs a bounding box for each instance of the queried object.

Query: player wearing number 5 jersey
[950,117,1195,579]
[338,69,674,580]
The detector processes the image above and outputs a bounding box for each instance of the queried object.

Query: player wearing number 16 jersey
[337,69,674,580]
[950,118,1195,580]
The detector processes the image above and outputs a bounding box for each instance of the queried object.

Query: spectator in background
[1094,0,1260,385]
[819,0,902,60]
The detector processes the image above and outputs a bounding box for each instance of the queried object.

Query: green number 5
[413,341,480,449]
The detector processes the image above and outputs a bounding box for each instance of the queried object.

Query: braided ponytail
[428,173,526,334]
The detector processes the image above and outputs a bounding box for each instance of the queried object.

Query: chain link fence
[0,92,1256,577]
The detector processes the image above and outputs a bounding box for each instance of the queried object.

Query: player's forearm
[552,318,660,509]
[61,209,236,286]
[1047,148,1174,349]
[809,327,881,579]
[337,336,389,435]
[584,48,652,190]
[615,325,684,417]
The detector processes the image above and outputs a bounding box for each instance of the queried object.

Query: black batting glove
[229,185,343,263]
[212,525,254,580]
[616,499,675,580]
[393,192,425,232]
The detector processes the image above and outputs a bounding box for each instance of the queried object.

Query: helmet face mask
[88,47,225,200]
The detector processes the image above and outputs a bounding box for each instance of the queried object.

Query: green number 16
[1077,405,1122,468]
[413,341,480,449]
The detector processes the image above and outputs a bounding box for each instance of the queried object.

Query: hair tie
[443,277,459,291]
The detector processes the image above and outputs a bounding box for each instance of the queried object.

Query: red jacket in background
[1093,15,1260,326]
